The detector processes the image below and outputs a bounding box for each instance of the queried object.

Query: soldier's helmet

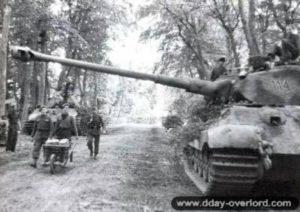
[218,57,226,63]
[39,106,47,113]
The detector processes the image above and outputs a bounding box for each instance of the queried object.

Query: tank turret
[11,46,300,106]
[11,46,300,196]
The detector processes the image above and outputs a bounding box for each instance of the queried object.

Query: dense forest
[0,0,300,128]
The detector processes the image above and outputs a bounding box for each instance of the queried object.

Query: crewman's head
[286,25,298,34]
[217,57,226,65]
[39,106,48,114]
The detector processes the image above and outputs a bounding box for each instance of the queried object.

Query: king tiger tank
[11,46,300,196]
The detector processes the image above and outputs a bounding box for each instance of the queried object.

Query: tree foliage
[139,0,223,79]
[139,0,300,144]
[7,0,129,125]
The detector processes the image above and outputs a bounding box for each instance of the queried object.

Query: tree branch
[268,0,286,33]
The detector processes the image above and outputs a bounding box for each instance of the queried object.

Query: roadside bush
[162,115,183,129]
[166,96,227,161]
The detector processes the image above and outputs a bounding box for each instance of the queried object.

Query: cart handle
[71,143,77,152]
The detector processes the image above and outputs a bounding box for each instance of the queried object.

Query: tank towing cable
[258,139,273,178]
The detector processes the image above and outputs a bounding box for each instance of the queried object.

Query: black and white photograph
[0,0,300,211]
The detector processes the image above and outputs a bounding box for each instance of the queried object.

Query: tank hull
[184,105,300,195]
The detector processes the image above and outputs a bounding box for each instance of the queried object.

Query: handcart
[42,139,76,174]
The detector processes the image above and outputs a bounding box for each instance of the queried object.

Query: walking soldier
[30,106,53,168]
[210,57,228,81]
[87,112,105,159]
[54,109,78,141]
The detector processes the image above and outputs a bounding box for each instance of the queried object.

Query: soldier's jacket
[248,56,271,72]
[87,115,104,136]
[31,114,53,139]
[57,116,73,129]
[270,32,300,62]
[211,65,227,81]
[54,115,78,139]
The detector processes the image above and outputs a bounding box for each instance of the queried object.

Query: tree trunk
[37,31,47,105]
[0,0,3,24]
[195,45,208,79]
[238,0,260,57]
[21,62,34,128]
[93,72,98,108]
[228,32,240,67]
[45,63,50,101]
[30,60,38,107]
[248,0,260,55]
[57,43,76,91]
[79,70,87,106]
[0,0,11,116]
[261,32,267,55]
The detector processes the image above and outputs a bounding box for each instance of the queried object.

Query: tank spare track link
[184,147,261,196]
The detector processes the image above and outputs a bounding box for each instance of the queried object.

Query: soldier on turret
[248,53,276,72]
[269,28,300,65]
[210,57,228,81]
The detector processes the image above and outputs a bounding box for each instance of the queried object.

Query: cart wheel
[62,158,68,167]
[70,151,73,162]
[50,154,56,174]
[62,151,69,167]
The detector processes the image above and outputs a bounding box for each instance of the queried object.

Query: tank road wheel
[202,147,212,183]
[49,154,56,174]
[70,151,73,162]
[184,147,261,196]
[193,151,199,173]
[62,152,68,167]
[189,148,194,167]
[199,156,204,178]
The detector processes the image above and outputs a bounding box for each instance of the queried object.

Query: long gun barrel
[11,46,232,97]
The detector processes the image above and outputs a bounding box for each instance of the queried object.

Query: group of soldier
[210,29,300,81]
[30,105,105,168]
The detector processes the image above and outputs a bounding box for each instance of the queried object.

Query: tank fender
[201,124,263,150]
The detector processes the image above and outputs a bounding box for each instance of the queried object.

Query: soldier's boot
[93,154,98,160]
[30,159,37,168]
[90,151,93,158]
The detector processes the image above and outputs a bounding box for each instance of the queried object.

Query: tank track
[184,146,261,196]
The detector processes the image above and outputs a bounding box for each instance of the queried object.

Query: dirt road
[0,125,200,212]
